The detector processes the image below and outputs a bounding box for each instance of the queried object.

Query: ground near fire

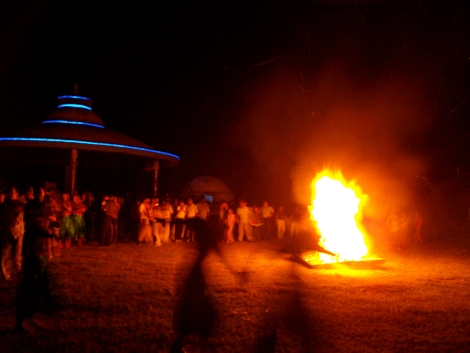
[1,232,470,353]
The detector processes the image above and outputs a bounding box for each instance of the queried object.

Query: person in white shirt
[260,201,275,240]
[185,198,198,241]
[236,200,253,242]
[197,197,210,221]
[175,201,187,241]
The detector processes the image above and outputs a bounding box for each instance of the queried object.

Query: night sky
[0,1,469,208]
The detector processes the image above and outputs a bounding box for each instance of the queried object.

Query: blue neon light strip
[0,137,180,160]
[58,104,92,110]
[58,95,92,101]
[42,120,104,128]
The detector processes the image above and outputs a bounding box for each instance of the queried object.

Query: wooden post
[153,160,160,198]
[71,148,78,195]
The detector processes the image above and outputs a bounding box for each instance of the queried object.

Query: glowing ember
[307,170,369,264]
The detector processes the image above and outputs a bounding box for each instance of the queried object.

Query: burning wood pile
[304,169,383,268]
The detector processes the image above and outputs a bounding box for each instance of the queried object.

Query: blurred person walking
[170,218,246,353]
[275,206,287,240]
[13,194,60,332]
[1,186,25,281]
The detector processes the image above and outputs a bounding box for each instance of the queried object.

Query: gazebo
[0,90,179,196]
[182,176,234,203]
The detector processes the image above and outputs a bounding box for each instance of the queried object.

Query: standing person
[225,209,236,243]
[171,198,179,241]
[149,198,162,246]
[1,186,25,281]
[59,193,74,249]
[219,202,228,223]
[175,200,187,241]
[185,198,198,241]
[260,201,275,241]
[137,198,153,244]
[110,196,120,242]
[219,201,229,240]
[83,191,96,242]
[117,196,126,241]
[100,196,115,246]
[237,200,253,242]
[250,206,263,242]
[197,196,210,222]
[160,198,171,245]
[130,199,141,243]
[162,198,174,243]
[72,194,87,246]
[289,207,302,238]
[275,206,287,240]
[49,196,62,257]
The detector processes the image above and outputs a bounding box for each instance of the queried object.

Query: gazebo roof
[183,176,234,202]
[0,94,179,168]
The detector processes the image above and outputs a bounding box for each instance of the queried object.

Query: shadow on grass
[253,262,322,353]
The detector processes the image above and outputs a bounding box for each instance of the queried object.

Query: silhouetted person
[100,196,115,246]
[255,231,325,353]
[14,195,57,332]
[170,218,245,353]
[253,268,319,353]
[1,186,25,281]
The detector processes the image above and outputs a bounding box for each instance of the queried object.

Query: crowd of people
[134,196,311,247]
[222,200,307,243]
[1,183,311,282]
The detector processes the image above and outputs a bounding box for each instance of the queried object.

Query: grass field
[1,234,470,352]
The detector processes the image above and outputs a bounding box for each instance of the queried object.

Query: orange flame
[310,170,369,264]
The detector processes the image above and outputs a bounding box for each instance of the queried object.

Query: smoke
[289,62,430,217]
[229,59,430,213]
[222,1,469,212]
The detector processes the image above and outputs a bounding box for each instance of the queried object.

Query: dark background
[0,1,469,211]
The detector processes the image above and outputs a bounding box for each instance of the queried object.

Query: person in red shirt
[60,193,74,249]
[110,196,120,242]
[72,194,87,246]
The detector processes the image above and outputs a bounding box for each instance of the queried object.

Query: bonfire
[305,169,373,266]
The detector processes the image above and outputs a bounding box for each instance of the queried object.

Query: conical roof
[0,94,179,167]
[183,176,234,202]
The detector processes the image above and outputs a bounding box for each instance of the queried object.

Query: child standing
[225,209,236,243]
